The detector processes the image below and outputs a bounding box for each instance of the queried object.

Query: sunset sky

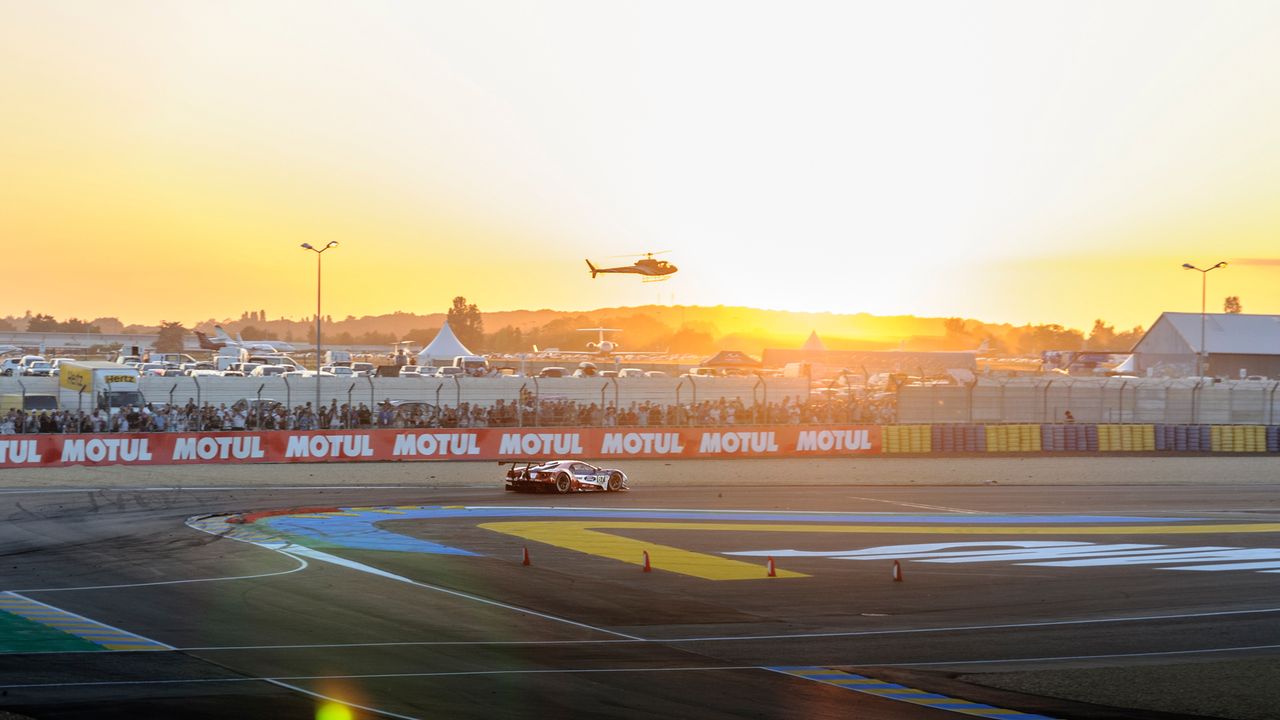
[3,1,1279,334]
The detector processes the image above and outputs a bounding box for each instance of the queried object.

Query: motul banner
[0,425,881,469]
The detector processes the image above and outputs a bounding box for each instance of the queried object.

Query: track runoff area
[1,463,1279,719]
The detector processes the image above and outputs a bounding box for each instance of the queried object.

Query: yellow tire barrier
[1213,425,1267,453]
[882,425,933,454]
[1097,424,1156,452]
[983,424,1041,453]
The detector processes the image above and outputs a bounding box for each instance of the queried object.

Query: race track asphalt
[1,460,1278,719]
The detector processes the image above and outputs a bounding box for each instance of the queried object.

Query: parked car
[137,363,167,377]
[434,366,464,378]
[250,365,289,377]
[387,400,440,424]
[398,366,424,378]
[537,366,567,378]
[22,361,55,377]
[351,362,375,377]
[320,365,356,378]
[618,368,645,378]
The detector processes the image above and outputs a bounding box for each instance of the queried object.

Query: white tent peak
[802,330,826,352]
[416,321,473,366]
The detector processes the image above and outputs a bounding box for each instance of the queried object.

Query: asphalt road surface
[1,461,1279,719]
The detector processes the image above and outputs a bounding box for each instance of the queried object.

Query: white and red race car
[502,460,629,493]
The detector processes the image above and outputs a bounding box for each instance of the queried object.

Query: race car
[501,460,629,493]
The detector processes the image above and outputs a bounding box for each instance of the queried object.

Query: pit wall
[1,423,1278,470]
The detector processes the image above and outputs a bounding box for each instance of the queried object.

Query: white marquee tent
[415,321,474,366]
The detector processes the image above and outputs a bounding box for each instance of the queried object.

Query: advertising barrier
[0,425,882,469]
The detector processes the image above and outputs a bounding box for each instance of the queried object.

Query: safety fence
[898,377,1280,426]
[0,376,808,414]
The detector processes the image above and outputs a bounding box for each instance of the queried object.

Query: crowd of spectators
[1,393,896,434]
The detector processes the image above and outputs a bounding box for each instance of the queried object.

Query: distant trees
[154,322,187,353]
[24,314,101,333]
[1224,296,1243,314]
[239,326,279,341]
[447,296,484,351]
[1084,320,1144,352]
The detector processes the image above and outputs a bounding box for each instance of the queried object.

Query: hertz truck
[59,361,143,411]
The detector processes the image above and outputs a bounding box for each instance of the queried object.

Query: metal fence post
[256,383,265,429]
[367,375,375,410]
[599,382,607,427]
[1269,381,1280,425]
[283,375,292,410]
[1192,379,1204,425]
[346,383,355,429]
[193,376,203,430]
[453,376,461,410]
[1118,380,1128,424]
[517,383,526,427]
[532,377,540,426]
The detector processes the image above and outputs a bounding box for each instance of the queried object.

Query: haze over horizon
[4,2,1280,332]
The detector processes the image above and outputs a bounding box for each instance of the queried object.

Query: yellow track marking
[479,521,1280,581]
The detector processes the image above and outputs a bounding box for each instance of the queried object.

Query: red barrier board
[0,425,881,469]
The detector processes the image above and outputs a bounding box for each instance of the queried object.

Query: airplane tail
[214,325,234,341]
[194,331,220,350]
[586,259,597,279]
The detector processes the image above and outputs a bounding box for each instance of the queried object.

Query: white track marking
[171,604,1280,651]
[846,496,989,514]
[284,546,642,640]
[265,679,422,720]
[6,554,309,593]
[883,642,1280,667]
[0,666,763,690]
[0,486,462,495]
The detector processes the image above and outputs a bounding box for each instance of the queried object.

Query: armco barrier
[4,424,1278,467]
[0,425,882,469]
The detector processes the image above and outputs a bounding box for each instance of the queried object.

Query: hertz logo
[104,375,135,384]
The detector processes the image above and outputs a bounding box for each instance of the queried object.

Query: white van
[452,355,490,376]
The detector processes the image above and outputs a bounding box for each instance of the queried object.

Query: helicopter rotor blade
[602,250,672,259]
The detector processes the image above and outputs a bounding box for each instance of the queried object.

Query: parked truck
[58,361,143,411]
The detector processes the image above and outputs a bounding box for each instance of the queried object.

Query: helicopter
[585,252,678,281]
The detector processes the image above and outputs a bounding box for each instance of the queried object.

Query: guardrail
[1,422,1277,469]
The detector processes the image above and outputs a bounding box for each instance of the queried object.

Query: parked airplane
[0,344,22,356]
[195,326,296,353]
[533,329,666,359]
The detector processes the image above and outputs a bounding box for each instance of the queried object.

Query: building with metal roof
[1131,312,1280,378]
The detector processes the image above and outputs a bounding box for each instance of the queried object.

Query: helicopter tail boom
[585,259,598,278]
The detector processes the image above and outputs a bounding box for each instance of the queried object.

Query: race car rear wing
[497,459,545,467]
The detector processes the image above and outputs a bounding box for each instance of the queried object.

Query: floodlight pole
[1182,261,1226,379]
[302,241,339,416]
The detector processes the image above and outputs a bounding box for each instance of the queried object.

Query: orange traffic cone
[642,550,652,573]
[522,547,530,566]
[767,556,777,577]
[892,560,903,582]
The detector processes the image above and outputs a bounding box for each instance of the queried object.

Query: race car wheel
[607,473,623,491]
[554,473,572,494]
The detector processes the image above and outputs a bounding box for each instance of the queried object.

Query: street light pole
[1181,261,1227,378]
[302,241,339,418]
